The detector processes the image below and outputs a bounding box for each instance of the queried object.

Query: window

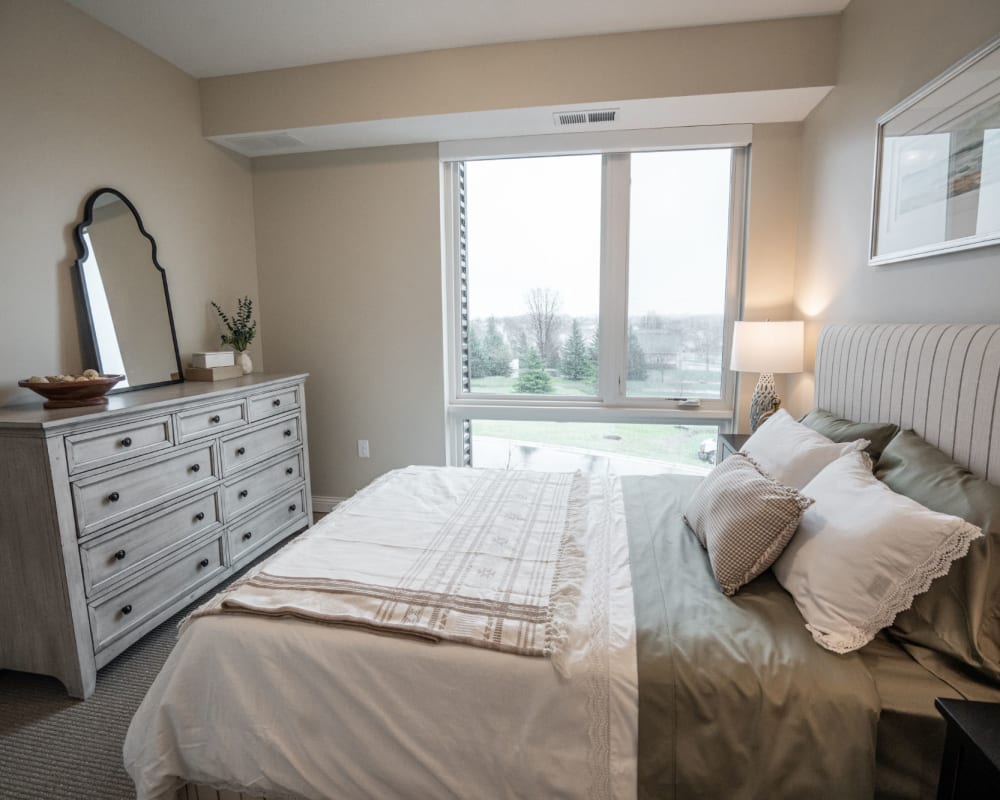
[443,128,748,472]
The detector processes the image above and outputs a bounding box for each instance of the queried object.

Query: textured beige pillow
[685,453,814,596]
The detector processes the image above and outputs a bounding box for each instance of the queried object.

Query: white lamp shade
[730,321,804,374]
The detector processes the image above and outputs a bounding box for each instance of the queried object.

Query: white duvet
[124,467,638,800]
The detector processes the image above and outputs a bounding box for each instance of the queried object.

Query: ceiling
[66,0,849,79]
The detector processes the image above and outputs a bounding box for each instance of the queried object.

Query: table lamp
[731,321,804,431]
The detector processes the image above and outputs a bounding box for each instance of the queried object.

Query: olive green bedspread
[623,474,881,800]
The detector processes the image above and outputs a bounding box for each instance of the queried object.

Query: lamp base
[749,372,781,432]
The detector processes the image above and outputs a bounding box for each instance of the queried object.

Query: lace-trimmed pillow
[772,450,982,654]
[685,453,814,596]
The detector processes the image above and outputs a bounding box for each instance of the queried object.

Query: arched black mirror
[73,188,183,392]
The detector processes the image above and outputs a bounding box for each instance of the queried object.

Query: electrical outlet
[358,439,370,458]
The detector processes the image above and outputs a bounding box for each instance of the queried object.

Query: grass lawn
[472,419,717,467]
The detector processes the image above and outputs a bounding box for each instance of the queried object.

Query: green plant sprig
[211,296,257,352]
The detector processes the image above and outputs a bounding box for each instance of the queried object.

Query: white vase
[237,351,253,375]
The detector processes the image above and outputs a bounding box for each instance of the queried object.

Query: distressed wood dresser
[0,373,311,698]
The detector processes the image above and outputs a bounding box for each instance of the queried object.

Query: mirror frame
[72,187,184,392]
[869,33,1000,265]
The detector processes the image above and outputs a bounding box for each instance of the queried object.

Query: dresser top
[0,373,308,433]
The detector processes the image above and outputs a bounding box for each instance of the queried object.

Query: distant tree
[525,288,562,366]
[468,324,488,379]
[628,326,648,381]
[561,319,590,380]
[483,317,512,377]
[512,328,531,361]
[639,311,665,329]
[688,317,724,371]
[585,326,600,392]
[514,348,553,393]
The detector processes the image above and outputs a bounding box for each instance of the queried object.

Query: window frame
[441,130,749,467]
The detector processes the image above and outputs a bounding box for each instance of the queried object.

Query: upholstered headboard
[815,323,1000,483]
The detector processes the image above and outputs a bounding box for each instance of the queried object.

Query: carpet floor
[0,535,300,800]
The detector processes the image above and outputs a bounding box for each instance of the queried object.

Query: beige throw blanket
[185,467,589,673]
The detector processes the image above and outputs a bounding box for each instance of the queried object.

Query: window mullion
[599,153,630,405]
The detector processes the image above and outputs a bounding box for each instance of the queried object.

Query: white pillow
[772,450,982,654]
[740,408,868,489]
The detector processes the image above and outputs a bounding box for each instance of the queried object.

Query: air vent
[220,131,306,156]
[553,108,618,127]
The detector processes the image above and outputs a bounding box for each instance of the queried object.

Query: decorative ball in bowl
[18,370,125,409]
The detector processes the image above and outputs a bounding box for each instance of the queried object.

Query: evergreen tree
[513,328,531,361]
[627,326,648,381]
[483,317,512,377]
[561,319,590,380]
[467,324,487,379]
[514,348,553,393]
[586,326,600,391]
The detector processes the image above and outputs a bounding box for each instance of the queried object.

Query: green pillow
[800,409,899,461]
[876,430,1000,684]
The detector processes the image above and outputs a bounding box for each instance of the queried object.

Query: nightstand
[716,433,751,463]
[935,698,1000,799]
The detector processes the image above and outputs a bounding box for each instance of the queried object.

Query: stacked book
[186,351,241,381]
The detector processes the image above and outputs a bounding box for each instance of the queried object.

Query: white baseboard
[312,495,345,514]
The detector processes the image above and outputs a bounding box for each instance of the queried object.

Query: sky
[464,149,732,321]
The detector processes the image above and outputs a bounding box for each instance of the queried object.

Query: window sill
[446,401,734,425]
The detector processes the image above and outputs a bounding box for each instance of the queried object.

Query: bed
[124,323,1000,800]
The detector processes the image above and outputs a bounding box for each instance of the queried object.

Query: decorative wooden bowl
[18,375,125,409]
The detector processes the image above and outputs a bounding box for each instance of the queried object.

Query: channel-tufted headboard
[815,323,1000,483]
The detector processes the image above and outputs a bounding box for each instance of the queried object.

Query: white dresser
[0,373,311,698]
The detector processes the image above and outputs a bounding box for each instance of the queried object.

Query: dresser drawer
[89,535,225,652]
[80,490,222,597]
[176,398,247,442]
[221,414,301,475]
[228,485,308,565]
[65,415,174,475]
[72,443,219,536]
[248,384,302,423]
[223,449,304,520]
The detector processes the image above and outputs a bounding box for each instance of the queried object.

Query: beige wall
[201,16,839,136]
[0,0,260,406]
[739,122,803,432]
[252,146,446,498]
[788,0,1000,415]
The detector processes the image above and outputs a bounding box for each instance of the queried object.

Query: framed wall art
[870,34,1000,265]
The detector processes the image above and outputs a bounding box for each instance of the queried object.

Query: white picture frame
[870,34,1000,266]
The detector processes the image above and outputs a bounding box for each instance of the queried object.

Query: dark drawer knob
[108,491,120,503]
[121,604,132,616]
[194,511,205,522]
[190,463,201,473]
[283,429,292,437]
[288,503,297,512]
[285,467,294,476]
[198,558,210,569]
[120,437,132,447]
[114,549,126,561]
[242,531,253,541]
[210,415,221,424]
[272,398,281,407]
[236,446,246,456]
[238,489,249,499]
